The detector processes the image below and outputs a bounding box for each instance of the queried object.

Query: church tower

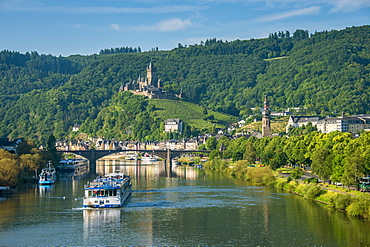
[146,62,157,86]
[262,95,271,137]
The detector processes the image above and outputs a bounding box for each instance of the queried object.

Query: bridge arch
[57,149,211,168]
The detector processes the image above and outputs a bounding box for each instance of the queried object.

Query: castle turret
[146,62,157,86]
[262,95,271,137]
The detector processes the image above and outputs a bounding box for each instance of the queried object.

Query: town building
[72,124,81,132]
[0,138,22,154]
[316,115,370,134]
[286,113,370,134]
[164,119,184,133]
[286,116,322,133]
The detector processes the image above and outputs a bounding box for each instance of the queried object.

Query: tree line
[99,46,142,55]
[203,129,370,187]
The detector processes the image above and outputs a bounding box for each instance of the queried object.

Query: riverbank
[273,177,370,218]
[203,159,370,219]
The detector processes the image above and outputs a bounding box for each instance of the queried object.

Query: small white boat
[39,161,57,185]
[141,153,157,162]
[83,173,132,208]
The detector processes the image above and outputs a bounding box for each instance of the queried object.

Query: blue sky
[1,0,369,56]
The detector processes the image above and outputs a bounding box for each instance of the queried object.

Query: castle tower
[262,95,271,137]
[146,62,157,86]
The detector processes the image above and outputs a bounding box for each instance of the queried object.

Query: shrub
[305,184,323,199]
[333,194,353,210]
[245,167,274,184]
[317,191,336,206]
[276,179,287,189]
[295,184,308,195]
[233,160,249,174]
[284,182,297,192]
[347,194,370,218]
[219,161,229,171]
[262,171,276,185]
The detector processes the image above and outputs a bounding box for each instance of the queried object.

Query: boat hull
[39,180,55,185]
[83,185,132,208]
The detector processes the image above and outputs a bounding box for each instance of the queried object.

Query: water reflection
[38,184,55,196]
[96,159,203,180]
[83,208,121,227]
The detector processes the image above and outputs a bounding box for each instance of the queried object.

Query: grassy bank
[203,158,370,219]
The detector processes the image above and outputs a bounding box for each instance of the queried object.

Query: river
[0,159,369,246]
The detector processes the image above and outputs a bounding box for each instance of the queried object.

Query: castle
[120,62,180,99]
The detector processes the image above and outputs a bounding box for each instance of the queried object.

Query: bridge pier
[165,149,173,177]
[166,149,172,167]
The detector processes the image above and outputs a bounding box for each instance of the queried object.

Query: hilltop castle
[120,62,181,99]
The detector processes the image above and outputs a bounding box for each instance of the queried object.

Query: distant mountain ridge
[0,25,368,144]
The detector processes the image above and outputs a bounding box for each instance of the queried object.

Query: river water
[0,159,369,246]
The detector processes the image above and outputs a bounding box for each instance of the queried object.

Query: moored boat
[58,158,89,175]
[141,153,157,162]
[83,173,132,208]
[39,161,57,185]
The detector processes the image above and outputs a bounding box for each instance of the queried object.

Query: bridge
[57,149,211,167]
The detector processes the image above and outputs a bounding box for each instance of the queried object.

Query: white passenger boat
[39,162,57,185]
[58,158,89,174]
[83,173,132,208]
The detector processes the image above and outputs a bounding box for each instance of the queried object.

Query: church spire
[264,94,269,111]
[262,95,271,137]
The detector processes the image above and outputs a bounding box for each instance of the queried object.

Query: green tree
[289,167,304,181]
[342,151,366,186]
[243,141,256,164]
[205,136,217,150]
[311,147,333,182]
[19,153,42,173]
[0,159,20,186]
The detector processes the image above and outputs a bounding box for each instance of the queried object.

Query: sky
[0,0,369,57]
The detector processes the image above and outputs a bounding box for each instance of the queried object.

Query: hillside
[240,117,289,134]
[0,25,369,143]
[78,93,235,141]
[148,99,235,130]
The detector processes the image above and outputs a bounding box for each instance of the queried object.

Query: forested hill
[0,25,369,144]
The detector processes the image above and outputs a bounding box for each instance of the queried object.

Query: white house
[286,116,321,133]
[164,119,183,133]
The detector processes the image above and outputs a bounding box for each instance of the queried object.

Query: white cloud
[258,6,321,21]
[329,0,370,12]
[0,1,203,14]
[139,18,193,32]
[110,23,121,31]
